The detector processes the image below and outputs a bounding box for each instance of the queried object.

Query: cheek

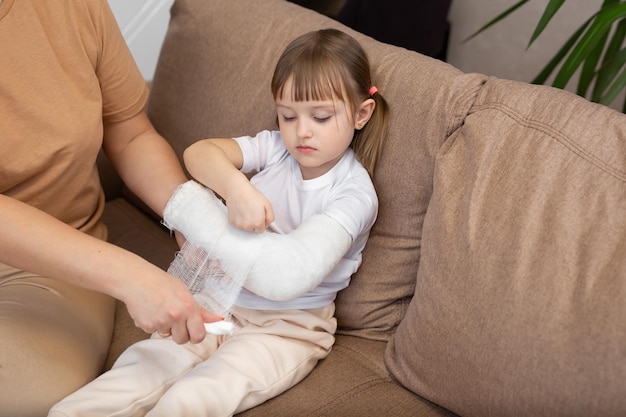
[328,129,355,154]
[278,125,297,147]
[341,113,358,132]
[336,120,357,141]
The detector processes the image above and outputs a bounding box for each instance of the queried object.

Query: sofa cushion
[385,78,626,416]
[147,0,478,340]
[236,335,456,417]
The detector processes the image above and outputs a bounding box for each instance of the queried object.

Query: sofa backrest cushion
[385,78,626,416]
[147,0,479,340]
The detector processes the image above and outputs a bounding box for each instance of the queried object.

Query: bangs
[286,69,346,102]
[272,53,349,104]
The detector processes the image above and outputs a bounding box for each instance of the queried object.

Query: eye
[314,115,332,123]
[281,115,296,122]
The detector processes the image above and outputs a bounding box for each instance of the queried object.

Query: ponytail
[352,92,390,177]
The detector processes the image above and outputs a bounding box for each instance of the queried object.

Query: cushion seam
[470,102,626,183]
[301,379,391,416]
[332,340,390,378]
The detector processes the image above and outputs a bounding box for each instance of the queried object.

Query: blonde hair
[271,29,389,177]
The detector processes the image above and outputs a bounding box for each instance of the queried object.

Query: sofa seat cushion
[386,78,626,416]
[236,335,456,417]
[102,198,179,271]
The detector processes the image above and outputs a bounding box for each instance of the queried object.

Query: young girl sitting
[49,28,389,417]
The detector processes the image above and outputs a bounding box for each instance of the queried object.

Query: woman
[0,1,218,415]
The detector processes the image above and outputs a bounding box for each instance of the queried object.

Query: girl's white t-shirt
[233,130,378,310]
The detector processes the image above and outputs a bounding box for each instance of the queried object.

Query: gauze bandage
[167,240,239,335]
[163,180,352,305]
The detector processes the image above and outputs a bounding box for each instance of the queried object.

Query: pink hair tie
[369,86,378,97]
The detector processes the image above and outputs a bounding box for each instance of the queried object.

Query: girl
[50,28,389,417]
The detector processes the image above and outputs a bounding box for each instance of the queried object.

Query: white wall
[108,0,174,81]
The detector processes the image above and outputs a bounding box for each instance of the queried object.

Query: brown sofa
[99,0,626,416]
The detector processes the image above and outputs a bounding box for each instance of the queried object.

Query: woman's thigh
[0,263,115,417]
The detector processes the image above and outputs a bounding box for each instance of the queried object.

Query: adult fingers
[201,308,224,324]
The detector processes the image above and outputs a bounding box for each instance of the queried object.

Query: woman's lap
[0,263,115,417]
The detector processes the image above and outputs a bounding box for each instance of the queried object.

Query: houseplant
[465,0,626,112]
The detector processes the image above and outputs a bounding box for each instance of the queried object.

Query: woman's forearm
[1,193,142,297]
[0,193,215,343]
[103,111,188,218]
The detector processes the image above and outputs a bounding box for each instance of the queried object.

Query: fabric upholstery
[386,78,626,416]
[236,335,455,417]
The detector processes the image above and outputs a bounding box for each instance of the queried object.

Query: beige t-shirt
[0,0,149,239]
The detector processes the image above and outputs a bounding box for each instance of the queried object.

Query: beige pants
[49,304,337,417]
[0,263,115,417]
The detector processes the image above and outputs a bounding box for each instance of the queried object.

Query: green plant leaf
[577,0,618,97]
[599,64,626,105]
[528,0,567,47]
[553,3,626,89]
[577,30,608,97]
[594,47,626,101]
[602,9,626,61]
[594,47,626,103]
[593,17,626,100]
[532,19,591,85]
[463,0,626,111]
[462,0,530,43]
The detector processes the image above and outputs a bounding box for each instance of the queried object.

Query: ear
[354,98,376,130]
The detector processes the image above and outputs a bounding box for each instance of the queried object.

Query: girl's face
[276,78,370,180]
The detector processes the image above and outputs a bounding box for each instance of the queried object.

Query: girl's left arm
[184,138,275,232]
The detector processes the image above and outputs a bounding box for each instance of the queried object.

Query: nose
[296,119,313,139]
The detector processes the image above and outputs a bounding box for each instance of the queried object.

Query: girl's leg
[149,305,336,417]
[0,263,115,417]
[48,334,223,417]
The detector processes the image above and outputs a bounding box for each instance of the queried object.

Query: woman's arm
[102,111,187,217]
[99,110,228,341]
[0,194,217,344]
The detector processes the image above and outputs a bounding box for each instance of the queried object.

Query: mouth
[296,145,316,154]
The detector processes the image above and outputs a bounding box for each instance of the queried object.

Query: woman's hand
[122,270,223,344]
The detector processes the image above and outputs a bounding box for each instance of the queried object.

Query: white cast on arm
[163,180,352,301]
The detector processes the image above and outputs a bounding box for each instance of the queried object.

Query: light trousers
[49,304,337,417]
[0,263,115,417]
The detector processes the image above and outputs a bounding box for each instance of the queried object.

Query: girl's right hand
[225,179,274,233]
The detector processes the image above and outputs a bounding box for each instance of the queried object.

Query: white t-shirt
[233,130,378,310]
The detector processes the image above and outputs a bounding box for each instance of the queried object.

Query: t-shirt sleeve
[234,130,286,174]
[324,180,378,243]
[95,0,149,123]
